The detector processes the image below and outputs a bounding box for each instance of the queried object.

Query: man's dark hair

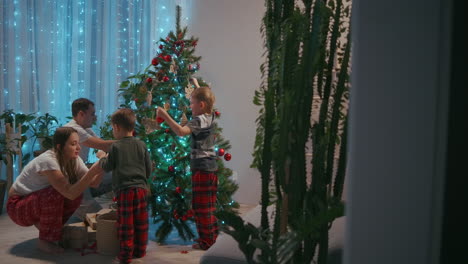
[72,98,95,117]
[111,108,136,131]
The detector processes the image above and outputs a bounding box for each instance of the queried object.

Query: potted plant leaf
[0,109,35,165]
[29,113,60,157]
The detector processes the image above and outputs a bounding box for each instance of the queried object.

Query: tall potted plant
[0,110,35,213]
[217,0,351,263]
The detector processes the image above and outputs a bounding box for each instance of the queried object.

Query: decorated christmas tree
[109,6,239,243]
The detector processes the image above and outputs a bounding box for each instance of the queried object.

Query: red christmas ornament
[168,165,175,172]
[181,215,188,221]
[151,58,158,66]
[134,98,138,102]
[217,148,225,156]
[224,153,232,161]
[175,187,182,194]
[157,117,164,124]
[165,128,170,133]
[174,214,180,220]
[146,77,152,83]
[159,44,163,49]
[164,55,172,62]
[162,76,170,82]
[215,111,220,117]
[187,209,194,217]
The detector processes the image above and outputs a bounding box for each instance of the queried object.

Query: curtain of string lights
[0,0,191,125]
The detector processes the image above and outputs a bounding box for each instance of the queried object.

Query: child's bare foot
[37,239,64,254]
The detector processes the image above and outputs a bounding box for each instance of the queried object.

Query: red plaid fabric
[116,187,148,263]
[192,170,218,249]
[7,185,82,242]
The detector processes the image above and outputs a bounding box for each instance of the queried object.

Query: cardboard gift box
[87,226,97,242]
[62,222,88,249]
[96,209,119,255]
[86,213,97,230]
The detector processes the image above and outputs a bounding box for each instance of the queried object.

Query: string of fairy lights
[0,0,191,170]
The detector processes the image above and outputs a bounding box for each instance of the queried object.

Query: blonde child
[156,85,218,250]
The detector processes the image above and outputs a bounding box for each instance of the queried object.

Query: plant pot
[0,179,6,215]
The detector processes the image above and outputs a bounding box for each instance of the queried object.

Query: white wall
[188,1,265,204]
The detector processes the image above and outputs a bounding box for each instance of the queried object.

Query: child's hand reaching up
[156,107,168,121]
[156,106,190,136]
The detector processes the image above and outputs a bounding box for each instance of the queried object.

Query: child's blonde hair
[191,87,215,113]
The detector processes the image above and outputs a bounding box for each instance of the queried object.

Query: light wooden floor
[0,202,256,264]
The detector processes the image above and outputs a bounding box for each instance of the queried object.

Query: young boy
[97,108,152,263]
[157,86,219,250]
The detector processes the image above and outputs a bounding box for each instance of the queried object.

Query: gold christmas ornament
[164,101,170,111]
[185,84,194,99]
[180,113,188,126]
[142,117,160,134]
[139,86,147,94]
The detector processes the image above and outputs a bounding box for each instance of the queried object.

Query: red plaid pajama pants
[7,185,82,242]
[192,170,219,249]
[116,187,148,264]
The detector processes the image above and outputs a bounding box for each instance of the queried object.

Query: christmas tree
[109,6,239,243]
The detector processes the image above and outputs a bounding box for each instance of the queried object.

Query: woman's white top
[11,150,88,196]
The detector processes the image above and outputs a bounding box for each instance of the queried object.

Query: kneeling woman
[7,127,104,254]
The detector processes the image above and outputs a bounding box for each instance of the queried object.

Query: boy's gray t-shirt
[186,113,217,172]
